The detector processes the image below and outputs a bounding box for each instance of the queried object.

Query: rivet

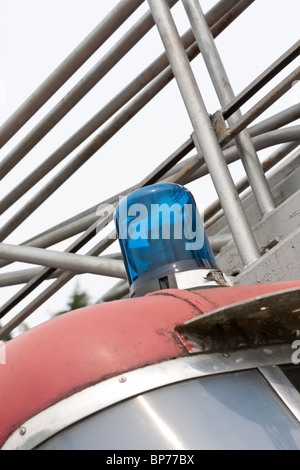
[119,377,127,383]
[19,427,26,436]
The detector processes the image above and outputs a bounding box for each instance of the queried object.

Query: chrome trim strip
[174,269,218,290]
[259,365,300,424]
[2,343,294,450]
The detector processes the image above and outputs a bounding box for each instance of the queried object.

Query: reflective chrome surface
[2,343,299,450]
[259,366,300,423]
[37,370,300,450]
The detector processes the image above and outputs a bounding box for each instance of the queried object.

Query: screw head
[19,427,26,436]
[119,377,127,383]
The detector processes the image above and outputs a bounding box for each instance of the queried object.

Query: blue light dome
[115,183,218,296]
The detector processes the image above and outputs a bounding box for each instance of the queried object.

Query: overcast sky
[0,0,299,330]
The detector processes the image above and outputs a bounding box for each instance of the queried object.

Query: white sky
[0,0,299,331]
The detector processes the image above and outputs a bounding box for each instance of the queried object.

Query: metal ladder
[0,0,299,339]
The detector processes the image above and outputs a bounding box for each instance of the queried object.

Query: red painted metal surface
[0,280,299,447]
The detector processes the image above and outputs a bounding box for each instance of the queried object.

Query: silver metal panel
[177,287,300,353]
[216,189,300,277]
[2,343,296,450]
[207,152,300,238]
[36,370,300,450]
[233,227,300,285]
[233,166,300,241]
[259,366,300,423]
[174,269,217,290]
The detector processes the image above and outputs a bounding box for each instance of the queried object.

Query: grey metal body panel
[210,152,300,280]
[207,153,300,239]
[233,227,300,285]
[217,189,300,278]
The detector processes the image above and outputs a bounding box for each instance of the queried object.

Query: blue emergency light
[115,183,220,297]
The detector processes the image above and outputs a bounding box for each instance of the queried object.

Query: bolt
[19,427,26,436]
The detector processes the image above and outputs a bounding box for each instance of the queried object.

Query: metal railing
[0,0,299,339]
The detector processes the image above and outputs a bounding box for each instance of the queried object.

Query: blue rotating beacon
[115,184,228,297]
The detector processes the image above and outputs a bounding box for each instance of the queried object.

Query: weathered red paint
[0,280,299,447]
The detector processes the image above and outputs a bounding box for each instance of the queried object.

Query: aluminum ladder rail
[0,0,299,339]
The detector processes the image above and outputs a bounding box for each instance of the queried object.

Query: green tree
[55,285,90,316]
[0,288,89,341]
[0,321,29,342]
[0,324,12,342]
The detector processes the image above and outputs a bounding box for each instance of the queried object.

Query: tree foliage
[0,325,12,342]
[55,285,90,316]
[1,286,91,340]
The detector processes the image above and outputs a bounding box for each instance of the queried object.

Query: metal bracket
[176,287,300,354]
[211,110,231,143]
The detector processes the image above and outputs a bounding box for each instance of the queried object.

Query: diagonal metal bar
[222,40,300,120]
[0,0,258,333]
[0,0,243,216]
[221,66,300,146]
[0,243,125,279]
[171,126,300,186]
[0,137,194,269]
[14,96,298,255]
[0,134,190,323]
[3,137,297,329]
[0,133,194,317]
[97,280,130,304]
[0,233,116,340]
[0,208,115,320]
[0,65,178,242]
[164,100,300,183]
[0,0,247,242]
[10,118,298,261]
[249,103,300,138]
[147,0,260,266]
[0,0,145,150]
[0,0,179,181]
[203,141,300,224]
[0,253,123,287]
[0,268,63,287]
[182,0,276,216]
